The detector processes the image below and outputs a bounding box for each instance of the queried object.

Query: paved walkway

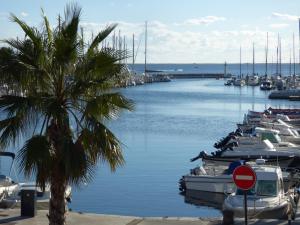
[0,209,300,225]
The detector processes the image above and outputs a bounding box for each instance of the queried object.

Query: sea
[2,64,300,217]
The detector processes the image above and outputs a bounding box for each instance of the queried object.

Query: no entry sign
[233,165,256,190]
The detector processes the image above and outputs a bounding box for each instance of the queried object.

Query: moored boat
[223,162,297,219]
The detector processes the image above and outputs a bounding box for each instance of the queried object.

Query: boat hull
[223,202,291,219]
[182,175,235,193]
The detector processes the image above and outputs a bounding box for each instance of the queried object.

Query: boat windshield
[256,180,277,197]
[236,180,277,197]
[236,187,255,195]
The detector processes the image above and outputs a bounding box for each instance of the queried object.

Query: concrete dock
[1,209,300,225]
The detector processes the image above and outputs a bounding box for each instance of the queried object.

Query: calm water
[66,78,299,217]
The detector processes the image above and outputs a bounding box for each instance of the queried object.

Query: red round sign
[233,165,256,190]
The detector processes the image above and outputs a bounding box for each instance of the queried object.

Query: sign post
[233,165,256,225]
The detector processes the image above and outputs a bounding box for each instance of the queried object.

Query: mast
[290,48,292,76]
[276,38,279,75]
[252,42,255,75]
[123,35,126,64]
[293,33,296,76]
[265,32,269,76]
[224,61,227,77]
[279,35,282,76]
[299,18,300,75]
[144,21,147,76]
[132,34,135,72]
[239,46,242,78]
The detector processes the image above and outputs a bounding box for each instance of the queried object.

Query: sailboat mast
[252,43,255,75]
[279,36,282,76]
[144,21,147,76]
[293,33,296,76]
[239,46,242,78]
[132,34,135,72]
[290,48,292,76]
[265,32,269,76]
[299,18,300,75]
[276,35,279,76]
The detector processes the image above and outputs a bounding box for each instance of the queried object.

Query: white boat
[223,162,297,219]
[215,127,298,153]
[179,158,298,196]
[0,152,20,204]
[233,79,246,87]
[179,163,237,194]
[248,75,259,86]
[1,182,72,209]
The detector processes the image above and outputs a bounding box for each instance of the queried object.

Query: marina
[2,1,300,224]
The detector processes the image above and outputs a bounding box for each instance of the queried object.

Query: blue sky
[1,0,300,63]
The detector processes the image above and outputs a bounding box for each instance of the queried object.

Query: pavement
[1,209,300,225]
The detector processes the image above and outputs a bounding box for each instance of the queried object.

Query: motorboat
[193,150,300,173]
[223,162,297,219]
[0,152,20,204]
[1,182,72,209]
[179,157,299,196]
[179,162,238,194]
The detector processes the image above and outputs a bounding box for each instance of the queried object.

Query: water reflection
[182,190,226,210]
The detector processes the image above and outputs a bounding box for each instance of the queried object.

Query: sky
[1,0,300,63]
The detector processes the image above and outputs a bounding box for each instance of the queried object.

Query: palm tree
[0,3,133,225]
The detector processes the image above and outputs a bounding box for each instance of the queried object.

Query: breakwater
[169,73,231,79]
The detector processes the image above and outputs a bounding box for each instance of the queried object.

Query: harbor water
[1,64,299,217]
[70,77,299,217]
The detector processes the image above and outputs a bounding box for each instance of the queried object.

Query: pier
[165,73,232,79]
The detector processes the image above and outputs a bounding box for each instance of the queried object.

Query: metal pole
[244,191,248,225]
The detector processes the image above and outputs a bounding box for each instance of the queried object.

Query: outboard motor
[190,151,207,162]
[214,133,236,149]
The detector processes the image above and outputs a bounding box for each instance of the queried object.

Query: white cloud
[272,12,299,21]
[20,12,28,17]
[175,16,226,26]
[269,23,290,29]
[63,19,300,63]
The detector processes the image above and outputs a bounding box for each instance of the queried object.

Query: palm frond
[82,92,134,120]
[87,24,117,55]
[17,135,52,190]
[79,121,124,171]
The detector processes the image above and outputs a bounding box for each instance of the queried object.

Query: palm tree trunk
[49,169,67,225]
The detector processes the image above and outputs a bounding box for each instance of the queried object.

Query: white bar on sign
[235,175,253,181]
